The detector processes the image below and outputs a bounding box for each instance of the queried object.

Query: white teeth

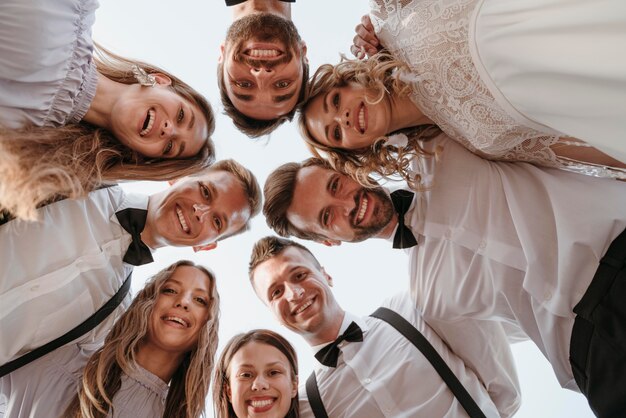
[176,208,189,233]
[248,49,280,58]
[250,399,274,408]
[140,109,155,136]
[164,316,188,327]
[356,196,368,223]
[358,105,365,132]
[295,299,313,314]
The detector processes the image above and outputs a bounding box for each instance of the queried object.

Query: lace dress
[369,0,626,179]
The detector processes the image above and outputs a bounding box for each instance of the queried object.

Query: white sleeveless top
[370,0,626,179]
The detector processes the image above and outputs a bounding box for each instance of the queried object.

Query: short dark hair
[262,158,331,241]
[217,57,310,138]
[248,235,321,280]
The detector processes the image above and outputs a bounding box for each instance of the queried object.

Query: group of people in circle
[1,0,625,417]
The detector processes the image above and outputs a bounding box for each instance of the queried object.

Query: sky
[93,1,593,417]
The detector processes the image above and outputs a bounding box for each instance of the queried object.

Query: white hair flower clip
[384,133,409,148]
[132,65,156,87]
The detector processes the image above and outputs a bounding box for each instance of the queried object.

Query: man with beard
[0,159,260,374]
[219,0,308,137]
[248,236,520,417]
[262,133,626,416]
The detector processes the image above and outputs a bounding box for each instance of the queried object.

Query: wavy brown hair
[213,329,299,418]
[0,45,215,221]
[64,260,220,418]
[298,52,440,189]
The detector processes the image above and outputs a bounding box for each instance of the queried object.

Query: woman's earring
[131,65,156,87]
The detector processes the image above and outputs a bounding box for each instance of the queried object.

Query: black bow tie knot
[115,208,154,266]
[314,321,364,367]
[391,189,418,249]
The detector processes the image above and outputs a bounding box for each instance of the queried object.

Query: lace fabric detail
[370,0,626,179]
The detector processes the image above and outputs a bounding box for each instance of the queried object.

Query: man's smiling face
[219,13,307,120]
[251,246,341,342]
[145,170,251,249]
[286,165,395,244]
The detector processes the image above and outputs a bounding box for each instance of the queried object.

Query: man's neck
[304,310,346,347]
[140,195,160,250]
[232,0,291,20]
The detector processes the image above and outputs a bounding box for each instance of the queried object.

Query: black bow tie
[115,208,154,266]
[391,189,418,249]
[314,322,364,367]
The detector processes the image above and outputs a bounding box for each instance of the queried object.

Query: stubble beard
[350,187,394,243]
[225,13,302,69]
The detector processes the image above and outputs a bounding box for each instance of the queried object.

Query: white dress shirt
[298,293,520,418]
[401,134,626,389]
[0,186,148,365]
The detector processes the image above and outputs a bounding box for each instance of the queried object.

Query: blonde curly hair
[298,52,440,189]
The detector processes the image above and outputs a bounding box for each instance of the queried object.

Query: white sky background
[93,1,593,417]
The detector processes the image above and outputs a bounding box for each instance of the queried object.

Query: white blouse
[0,0,99,129]
[0,343,168,418]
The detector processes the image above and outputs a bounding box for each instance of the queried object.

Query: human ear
[291,376,298,397]
[321,268,333,287]
[218,44,225,63]
[193,242,218,252]
[226,383,232,401]
[300,41,308,61]
[152,73,172,86]
[319,239,341,247]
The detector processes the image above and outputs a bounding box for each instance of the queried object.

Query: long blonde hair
[64,260,220,418]
[0,45,215,221]
[298,52,440,188]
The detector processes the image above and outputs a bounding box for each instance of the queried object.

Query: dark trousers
[570,228,626,418]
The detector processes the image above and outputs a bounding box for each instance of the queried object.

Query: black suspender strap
[306,371,329,418]
[370,307,487,418]
[0,272,132,377]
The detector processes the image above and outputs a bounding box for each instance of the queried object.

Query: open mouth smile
[176,204,190,233]
[293,297,314,315]
[162,315,190,328]
[355,102,367,134]
[248,397,276,413]
[354,192,369,225]
[244,48,283,60]
[140,108,156,136]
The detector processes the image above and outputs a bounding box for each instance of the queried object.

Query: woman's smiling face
[304,84,392,150]
[227,341,297,418]
[146,265,213,355]
[110,75,209,159]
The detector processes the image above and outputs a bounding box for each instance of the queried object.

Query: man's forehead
[255,248,315,282]
[285,165,331,232]
[195,170,233,186]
